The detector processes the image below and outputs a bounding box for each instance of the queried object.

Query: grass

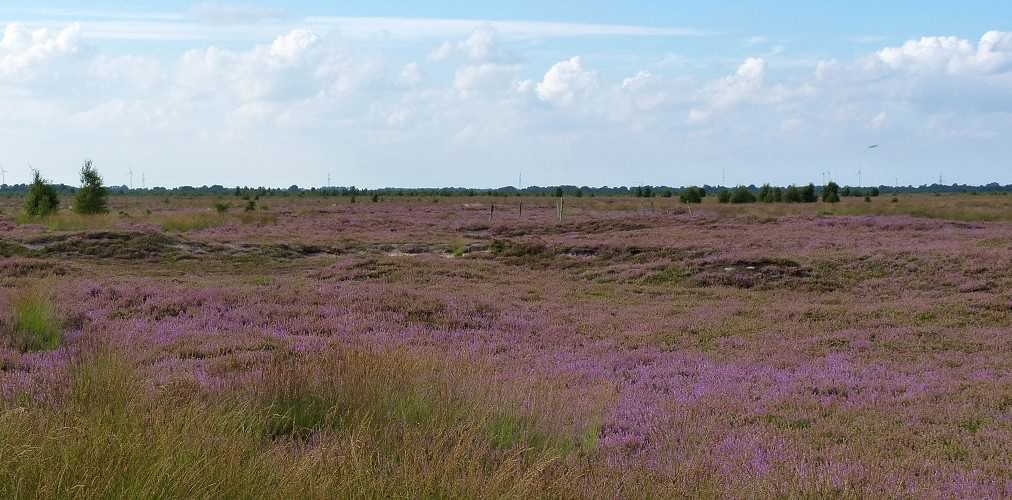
[12,210,278,233]
[3,286,61,351]
[0,347,588,498]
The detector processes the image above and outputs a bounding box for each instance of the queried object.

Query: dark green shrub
[757,184,774,202]
[245,200,256,212]
[717,189,731,204]
[23,171,59,217]
[801,183,817,203]
[73,160,108,214]
[729,186,756,204]
[679,187,703,204]
[784,185,802,203]
[212,201,231,213]
[822,181,840,203]
[773,187,783,202]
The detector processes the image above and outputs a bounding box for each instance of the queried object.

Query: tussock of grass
[2,286,61,352]
[0,348,583,498]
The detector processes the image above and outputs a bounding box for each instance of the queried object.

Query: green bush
[679,186,704,204]
[74,160,108,214]
[729,186,756,204]
[784,185,802,203]
[801,183,818,203]
[213,201,232,213]
[822,181,840,203]
[717,189,731,204]
[23,171,60,217]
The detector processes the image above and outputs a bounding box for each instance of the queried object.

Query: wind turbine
[128,166,134,189]
[0,163,7,186]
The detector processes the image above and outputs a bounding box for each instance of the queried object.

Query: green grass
[0,348,586,498]
[4,287,61,351]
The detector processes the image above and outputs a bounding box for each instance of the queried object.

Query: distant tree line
[3,177,1009,199]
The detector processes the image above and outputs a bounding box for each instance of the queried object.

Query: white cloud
[876,31,1012,75]
[708,57,766,109]
[536,56,599,105]
[188,3,287,25]
[0,23,84,77]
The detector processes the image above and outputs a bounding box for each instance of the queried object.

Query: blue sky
[0,2,1010,188]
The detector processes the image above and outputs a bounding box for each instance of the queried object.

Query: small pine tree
[784,185,802,203]
[679,187,703,204]
[822,181,841,203]
[23,171,60,217]
[717,188,731,203]
[74,160,108,214]
[801,183,818,203]
[729,186,756,203]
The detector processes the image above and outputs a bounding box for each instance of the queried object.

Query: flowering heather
[0,196,1010,498]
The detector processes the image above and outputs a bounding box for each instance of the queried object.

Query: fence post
[489,204,494,223]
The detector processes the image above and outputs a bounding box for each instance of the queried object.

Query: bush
[729,186,756,204]
[773,187,784,202]
[801,183,818,203]
[717,189,731,204]
[757,184,774,202]
[869,187,880,197]
[245,200,257,212]
[784,185,802,203]
[679,187,703,204]
[23,171,60,217]
[74,160,108,215]
[213,202,231,213]
[822,182,840,203]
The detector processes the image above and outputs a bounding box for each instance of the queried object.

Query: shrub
[23,171,60,217]
[679,187,703,204]
[245,200,257,212]
[717,189,731,204]
[784,185,802,203]
[213,201,231,213]
[729,186,756,204]
[822,181,840,203]
[757,184,774,202]
[371,194,380,203]
[773,187,784,202]
[74,160,109,214]
[869,187,880,197]
[801,183,818,203]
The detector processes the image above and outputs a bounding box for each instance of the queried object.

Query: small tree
[74,160,108,214]
[23,171,60,217]
[679,186,703,204]
[717,188,731,204]
[729,186,757,204]
[757,184,774,202]
[801,183,818,203]
[784,185,802,203]
[822,181,840,203]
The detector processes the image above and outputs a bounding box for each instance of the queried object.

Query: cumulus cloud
[428,26,518,64]
[2,22,1011,186]
[536,56,600,105]
[0,23,85,78]
[876,31,1012,75]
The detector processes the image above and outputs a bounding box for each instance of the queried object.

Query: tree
[868,187,880,197]
[554,186,564,198]
[679,187,703,204]
[717,188,731,203]
[757,184,774,202]
[23,170,60,217]
[784,185,802,203]
[729,186,756,203]
[74,160,108,214]
[773,187,784,202]
[801,183,818,203]
[822,181,840,203]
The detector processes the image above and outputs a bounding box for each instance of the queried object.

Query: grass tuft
[4,286,61,352]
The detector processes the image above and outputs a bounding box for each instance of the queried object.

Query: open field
[1,194,1011,498]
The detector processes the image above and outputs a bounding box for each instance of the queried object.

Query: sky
[0,2,1010,188]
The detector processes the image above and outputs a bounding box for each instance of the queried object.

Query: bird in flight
[868,144,879,149]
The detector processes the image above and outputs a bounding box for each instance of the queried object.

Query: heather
[0,194,1010,498]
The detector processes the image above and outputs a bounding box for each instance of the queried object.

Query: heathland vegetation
[1,166,1010,497]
